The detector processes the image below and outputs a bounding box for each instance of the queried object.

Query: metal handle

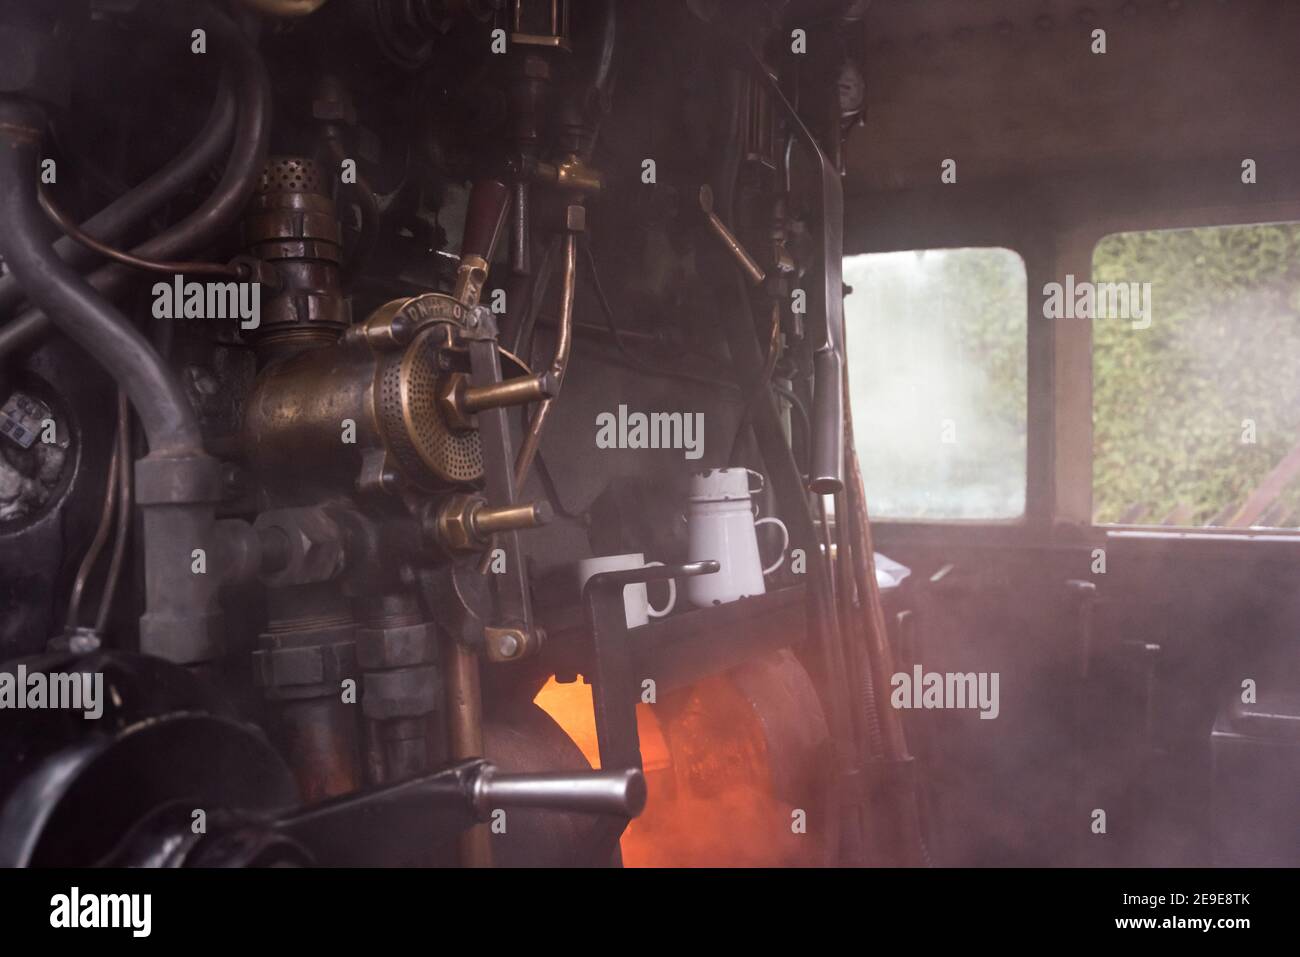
[582,559,719,602]
[471,765,647,819]
[699,185,766,287]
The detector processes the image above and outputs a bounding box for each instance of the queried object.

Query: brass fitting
[531,153,603,195]
[437,371,559,432]
[452,253,491,309]
[430,494,552,554]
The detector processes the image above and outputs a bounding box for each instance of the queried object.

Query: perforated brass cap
[257,156,328,196]
[375,327,484,488]
[244,156,342,258]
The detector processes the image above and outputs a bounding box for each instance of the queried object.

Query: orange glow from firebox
[533,675,819,867]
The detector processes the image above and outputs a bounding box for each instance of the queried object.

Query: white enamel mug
[684,468,789,607]
[576,553,676,628]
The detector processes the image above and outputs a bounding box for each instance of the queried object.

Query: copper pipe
[65,402,123,633]
[699,185,766,287]
[39,188,240,279]
[512,232,575,489]
[94,391,131,636]
[445,640,491,867]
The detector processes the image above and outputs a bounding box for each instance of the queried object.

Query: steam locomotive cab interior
[1,0,1298,869]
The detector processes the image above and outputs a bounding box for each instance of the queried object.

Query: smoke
[843,249,1027,520]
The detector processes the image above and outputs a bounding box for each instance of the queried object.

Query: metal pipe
[0,99,203,455]
[38,188,241,278]
[0,2,272,360]
[740,42,845,494]
[0,95,236,667]
[445,640,492,867]
[0,73,237,319]
[513,232,576,489]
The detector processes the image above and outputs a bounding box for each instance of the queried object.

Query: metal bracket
[464,305,537,661]
[581,561,719,773]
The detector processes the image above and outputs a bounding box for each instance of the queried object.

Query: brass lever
[699,184,766,287]
[429,493,552,554]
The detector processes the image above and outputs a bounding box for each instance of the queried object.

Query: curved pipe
[39,187,242,278]
[0,100,202,455]
[0,2,272,359]
[513,233,576,489]
[0,73,237,318]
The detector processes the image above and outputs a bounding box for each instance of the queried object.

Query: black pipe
[0,1,271,358]
[0,72,237,319]
[739,40,845,494]
[0,99,203,455]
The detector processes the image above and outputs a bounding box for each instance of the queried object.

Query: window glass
[843,248,1028,520]
[1092,224,1300,527]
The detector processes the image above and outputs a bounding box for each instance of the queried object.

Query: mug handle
[745,468,765,496]
[643,561,677,617]
[755,517,789,575]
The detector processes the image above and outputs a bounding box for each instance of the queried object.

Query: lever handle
[471,765,647,820]
[461,178,511,265]
[453,178,511,306]
[582,559,719,602]
[699,185,766,286]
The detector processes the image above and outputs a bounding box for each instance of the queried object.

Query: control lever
[699,185,766,287]
[471,765,646,820]
[274,758,646,867]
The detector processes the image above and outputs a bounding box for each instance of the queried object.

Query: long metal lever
[275,758,646,866]
[472,766,646,820]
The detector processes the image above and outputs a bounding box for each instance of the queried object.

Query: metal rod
[472,767,646,819]
[699,184,766,286]
[445,640,492,867]
[513,231,576,489]
[460,372,556,413]
[472,501,550,536]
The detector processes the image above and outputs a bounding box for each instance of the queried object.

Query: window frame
[842,208,1056,553]
[1053,197,1300,546]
